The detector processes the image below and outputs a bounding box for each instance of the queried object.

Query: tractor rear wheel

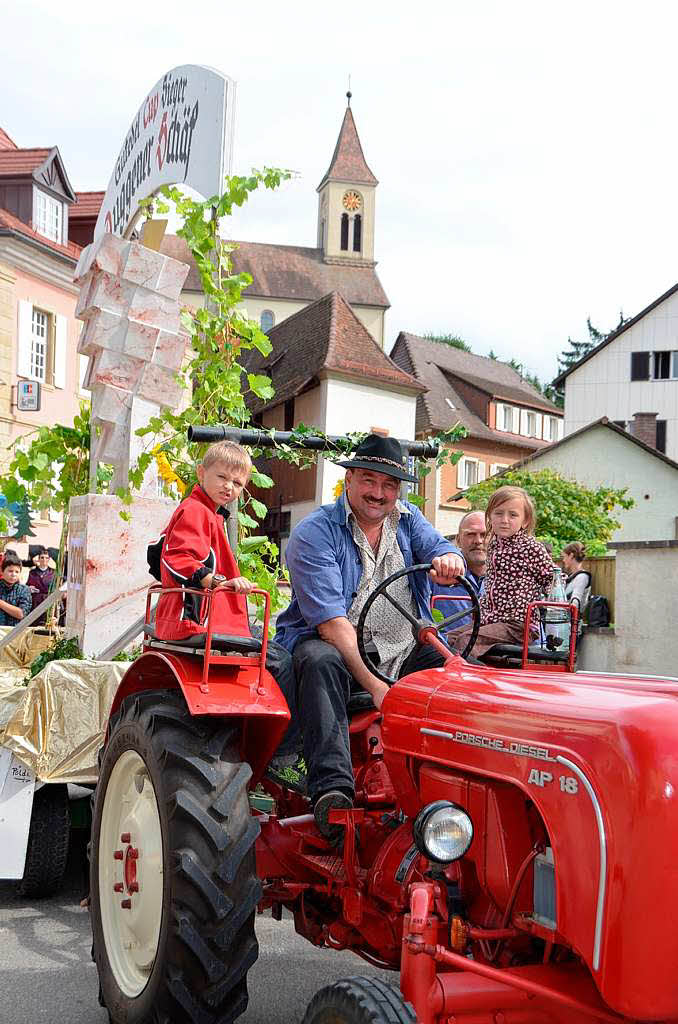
[17,783,70,898]
[90,690,261,1024]
[302,977,416,1024]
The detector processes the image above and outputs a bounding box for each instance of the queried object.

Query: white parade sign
[93,64,236,243]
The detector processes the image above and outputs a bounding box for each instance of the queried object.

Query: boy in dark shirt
[27,546,55,624]
[0,552,32,627]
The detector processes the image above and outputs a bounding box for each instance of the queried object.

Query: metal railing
[0,589,63,652]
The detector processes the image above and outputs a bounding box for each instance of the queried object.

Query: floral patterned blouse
[480,530,554,629]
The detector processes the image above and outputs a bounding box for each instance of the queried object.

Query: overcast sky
[4,1,678,381]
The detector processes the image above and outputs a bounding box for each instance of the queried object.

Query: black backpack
[586,595,610,628]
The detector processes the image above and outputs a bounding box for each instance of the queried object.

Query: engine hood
[381,656,678,1020]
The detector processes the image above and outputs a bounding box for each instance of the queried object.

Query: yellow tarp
[0,659,127,784]
[0,625,57,670]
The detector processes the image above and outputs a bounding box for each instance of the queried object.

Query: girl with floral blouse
[453,486,554,656]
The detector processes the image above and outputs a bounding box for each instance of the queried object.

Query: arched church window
[260,309,275,333]
[319,219,325,249]
[353,214,362,252]
[340,213,349,251]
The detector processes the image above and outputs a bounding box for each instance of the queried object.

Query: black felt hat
[336,434,418,483]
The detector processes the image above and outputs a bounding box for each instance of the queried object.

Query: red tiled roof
[242,291,424,413]
[391,332,560,449]
[70,191,105,218]
[0,127,17,151]
[318,106,378,189]
[0,205,81,261]
[161,235,390,308]
[0,147,51,176]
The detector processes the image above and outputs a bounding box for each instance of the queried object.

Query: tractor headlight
[413,801,473,863]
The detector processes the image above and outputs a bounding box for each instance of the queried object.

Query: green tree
[424,332,472,352]
[12,500,36,540]
[554,313,629,398]
[461,467,633,557]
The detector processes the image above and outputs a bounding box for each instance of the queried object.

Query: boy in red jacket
[151,440,304,790]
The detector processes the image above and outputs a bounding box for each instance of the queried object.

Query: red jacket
[154,485,250,642]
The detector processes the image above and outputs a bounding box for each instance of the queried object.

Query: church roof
[160,235,390,309]
[70,191,105,218]
[317,104,378,190]
[242,291,423,413]
[0,127,17,151]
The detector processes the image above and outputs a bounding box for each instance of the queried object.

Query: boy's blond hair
[201,440,252,477]
[486,485,536,535]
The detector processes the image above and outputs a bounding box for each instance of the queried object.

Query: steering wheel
[355,563,481,684]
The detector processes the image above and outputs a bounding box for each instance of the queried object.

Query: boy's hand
[222,576,257,595]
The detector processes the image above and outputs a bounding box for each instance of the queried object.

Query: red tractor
[90,553,678,1024]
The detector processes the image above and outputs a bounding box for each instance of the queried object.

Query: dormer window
[34,189,63,243]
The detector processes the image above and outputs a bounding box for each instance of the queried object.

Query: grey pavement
[0,837,383,1024]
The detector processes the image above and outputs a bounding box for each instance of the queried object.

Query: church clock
[342,190,362,212]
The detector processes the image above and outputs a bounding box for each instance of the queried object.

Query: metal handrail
[94,614,147,662]
[0,589,63,651]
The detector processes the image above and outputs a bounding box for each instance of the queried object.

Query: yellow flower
[154,451,186,495]
[333,478,344,500]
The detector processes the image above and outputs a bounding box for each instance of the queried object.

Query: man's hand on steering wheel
[430,553,465,585]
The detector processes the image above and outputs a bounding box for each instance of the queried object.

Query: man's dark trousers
[293,638,445,803]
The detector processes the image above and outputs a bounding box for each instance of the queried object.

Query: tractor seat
[480,643,569,666]
[346,690,377,715]
[144,625,262,655]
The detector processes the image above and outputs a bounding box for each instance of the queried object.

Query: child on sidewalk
[150,440,304,789]
[452,485,553,656]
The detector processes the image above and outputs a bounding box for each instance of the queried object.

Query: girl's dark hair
[2,552,22,570]
[563,541,586,562]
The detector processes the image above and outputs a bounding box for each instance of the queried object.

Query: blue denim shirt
[431,571,484,631]
[275,495,463,653]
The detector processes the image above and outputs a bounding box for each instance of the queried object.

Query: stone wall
[578,540,678,677]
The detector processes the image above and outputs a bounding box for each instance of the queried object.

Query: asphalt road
[0,837,383,1024]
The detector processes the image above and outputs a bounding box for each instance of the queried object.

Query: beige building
[0,127,87,548]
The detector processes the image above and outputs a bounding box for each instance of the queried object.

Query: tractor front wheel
[302,977,416,1024]
[90,690,261,1024]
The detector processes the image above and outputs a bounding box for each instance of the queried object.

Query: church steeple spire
[317,98,378,191]
[317,96,378,265]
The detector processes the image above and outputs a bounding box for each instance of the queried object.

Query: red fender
[108,649,290,784]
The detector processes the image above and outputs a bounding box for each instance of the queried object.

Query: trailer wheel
[17,783,70,898]
[302,977,416,1024]
[90,690,261,1024]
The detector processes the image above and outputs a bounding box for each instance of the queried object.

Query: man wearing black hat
[275,434,465,842]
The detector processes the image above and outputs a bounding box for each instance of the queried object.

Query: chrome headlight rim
[412,800,474,864]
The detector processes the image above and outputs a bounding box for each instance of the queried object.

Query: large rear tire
[302,977,416,1024]
[17,783,70,898]
[90,690,261,1024]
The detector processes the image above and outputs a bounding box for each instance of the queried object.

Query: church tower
[317,93,378,265]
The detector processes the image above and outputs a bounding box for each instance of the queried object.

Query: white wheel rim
[98,749,164,998]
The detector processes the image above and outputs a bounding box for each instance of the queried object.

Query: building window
[490,463,509,476]
[284,398,295,431]
[260,309,275,333]
[319,219,325,249]
[545,416,559,441]
[35,190,63,243]
[526,411,538,437]
[653,351,671,380]
[340,213,349,251]
[458,456,485,489]
[656,420,667,453]
[353,214,362,252]
[496,403,515,432]
[30,308,50,382]
[631,351,650,381]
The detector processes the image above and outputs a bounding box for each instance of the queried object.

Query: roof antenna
[346,74,352,106]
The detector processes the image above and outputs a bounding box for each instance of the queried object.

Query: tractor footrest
[299,852,368,883]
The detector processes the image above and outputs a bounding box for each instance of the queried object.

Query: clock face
[343,190,362,212]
